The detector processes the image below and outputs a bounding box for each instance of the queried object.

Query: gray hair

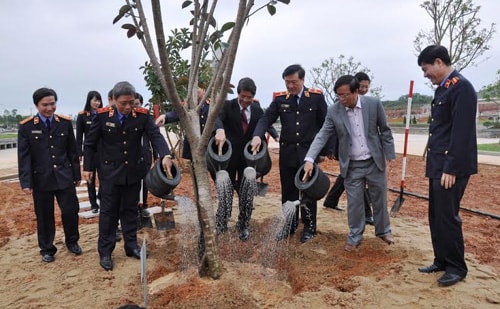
[112,81,136,99]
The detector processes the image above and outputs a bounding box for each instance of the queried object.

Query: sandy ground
[1,148,499,308]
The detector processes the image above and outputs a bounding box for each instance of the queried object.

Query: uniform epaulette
[56,114,72,121]
[134,107,149,114]
[273,91,288,97]
[444,76,460,89]
[19,116,34,125]
[97,106,112,114]
[307,88,322,94]
[78,110,86,115]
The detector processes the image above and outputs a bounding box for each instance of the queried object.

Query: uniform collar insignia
[34,116,39,125]
[54,115,60,122]
[109,108,114,117]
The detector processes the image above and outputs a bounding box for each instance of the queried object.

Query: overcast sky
[1,0,499,117]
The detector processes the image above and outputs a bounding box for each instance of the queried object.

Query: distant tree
[480,70,500,100]
[309,55,382,104]
[414,0,496,72]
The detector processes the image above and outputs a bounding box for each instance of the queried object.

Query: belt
[350,157,373,162]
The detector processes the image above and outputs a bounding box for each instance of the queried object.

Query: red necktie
[241,107,248,134]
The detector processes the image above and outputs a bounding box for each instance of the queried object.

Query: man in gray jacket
[302,75,395,252]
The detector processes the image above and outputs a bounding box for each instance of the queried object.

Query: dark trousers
[98,181,141,257]
[324,175,372,217]
[87,169,101,209]
[32,186,80,255]
[428,176,469,277]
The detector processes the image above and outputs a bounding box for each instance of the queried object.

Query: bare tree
[113,0,290,279]
[309,55,382,104]
[414,0,496,71]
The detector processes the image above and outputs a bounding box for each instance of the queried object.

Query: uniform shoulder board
[56,114,72,121]
[19,116,34,125]
[97,106,112,114]
[273,91,287,97]
[78,110,86,115]
[308,88,323,94]
[134,107,149,114]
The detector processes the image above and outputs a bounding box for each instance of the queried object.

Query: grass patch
[478,143,500,152]
[0,133,17,139]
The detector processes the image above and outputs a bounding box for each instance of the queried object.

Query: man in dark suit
[213,77,265,241]
[301,75,395,251]
[416,45,477,287]
[17,87,82,263]
[251,64,331,243]
[83,81,173,271]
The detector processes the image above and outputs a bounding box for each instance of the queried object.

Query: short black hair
[135,92,144,105]
[282,64,305,80]
[354,72,370,82]
[417,45,451,66]
[334,75,359,93]
[33,88,57,105]
[236,77,257,96]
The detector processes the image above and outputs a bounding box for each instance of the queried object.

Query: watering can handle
[218,142,223,156]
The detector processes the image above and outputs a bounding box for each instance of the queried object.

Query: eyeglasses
[335,93,351,100]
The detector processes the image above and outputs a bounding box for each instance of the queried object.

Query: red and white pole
[400,80,414,189]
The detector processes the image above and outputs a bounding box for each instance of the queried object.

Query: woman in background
[76,90,103,213]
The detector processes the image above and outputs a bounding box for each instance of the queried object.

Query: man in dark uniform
[251,64,331,243]
[417,45,478,287]
[83,81,173,271]
[18,87,82,263]
[133,92,154,218]
[214,77,266,241]
[155,85,210,162]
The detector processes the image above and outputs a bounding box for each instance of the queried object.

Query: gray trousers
[344,158,391,245]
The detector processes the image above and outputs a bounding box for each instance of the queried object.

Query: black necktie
[45,119,51,131]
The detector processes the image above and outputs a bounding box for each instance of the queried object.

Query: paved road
[1,133,498,180]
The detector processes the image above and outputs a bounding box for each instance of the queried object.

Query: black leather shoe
[100,256,113,271]
[324,204,344,211]
[42,254,55,263]
[67,243,82,255]
[300,231,315,243]
[418,264,445,273]
[125,248,142,259]
[239,228,250,242]
[438,272,465,287]
[365,216,374,225]
[91,208,99,214]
